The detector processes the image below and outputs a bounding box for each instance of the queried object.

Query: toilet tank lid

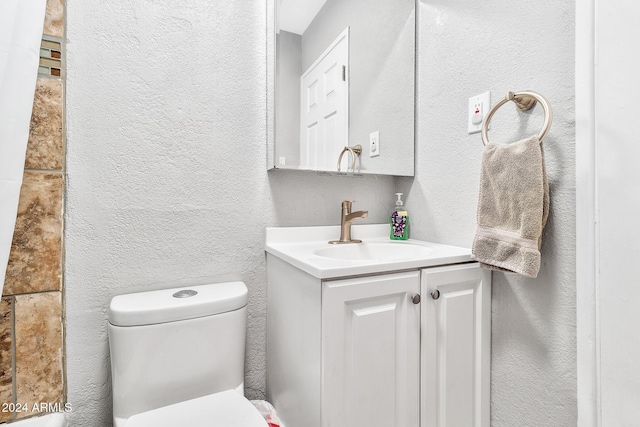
[109,281,248,327]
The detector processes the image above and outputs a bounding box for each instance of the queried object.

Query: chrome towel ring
[481,91,553,146]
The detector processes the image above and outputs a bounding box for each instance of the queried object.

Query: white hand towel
[472,135,549,278]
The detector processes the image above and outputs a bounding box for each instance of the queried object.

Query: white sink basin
[265,224,473,279]
[314,241,434,261]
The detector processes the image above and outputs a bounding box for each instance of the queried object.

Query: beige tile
[15,292,63,417]
[44,0,64,38]
[0,298,12,423]
[4,173,63,296]
[26,78,63,171]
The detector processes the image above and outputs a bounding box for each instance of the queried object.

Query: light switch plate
[369,131,380,157]
[468,91,490,134]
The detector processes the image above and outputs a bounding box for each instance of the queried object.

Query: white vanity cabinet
[266,251,491,427]
[323,271,421,427]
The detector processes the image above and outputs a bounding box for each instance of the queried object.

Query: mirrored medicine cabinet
[267,0,416,176]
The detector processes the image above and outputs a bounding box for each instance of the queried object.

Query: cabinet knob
[431,290,441,300]
[411,293,421,304]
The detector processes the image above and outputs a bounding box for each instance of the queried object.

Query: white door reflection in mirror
[300,28,348,170]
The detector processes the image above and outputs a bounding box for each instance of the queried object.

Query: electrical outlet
[369,131,380,157]
[468,91,490,134]
[279,157,286,166]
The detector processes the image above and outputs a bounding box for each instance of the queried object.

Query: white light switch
[369,131,380,157]
[468,91,490,134]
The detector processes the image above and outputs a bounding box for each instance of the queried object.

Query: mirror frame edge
[266,0,276,170]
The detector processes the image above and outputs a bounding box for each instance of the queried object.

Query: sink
[265,224,472,278]
[314,241,434,261]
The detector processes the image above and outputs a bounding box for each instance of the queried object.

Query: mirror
[267,0,415,176]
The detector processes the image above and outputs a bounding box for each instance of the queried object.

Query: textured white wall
[399,1,576,425]
[64,1,395,426]
[66,0,577,426]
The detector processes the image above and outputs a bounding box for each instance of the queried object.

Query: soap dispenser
[390,193,409,240]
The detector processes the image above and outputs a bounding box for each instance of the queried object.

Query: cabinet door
[421,264,491,427]
[322,271,420,427]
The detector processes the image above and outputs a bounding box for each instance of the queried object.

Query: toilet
[108,281,267,427]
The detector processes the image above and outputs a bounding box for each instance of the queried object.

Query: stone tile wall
[0,0,65,422]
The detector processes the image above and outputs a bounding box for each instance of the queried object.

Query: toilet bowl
[108,281,267,427]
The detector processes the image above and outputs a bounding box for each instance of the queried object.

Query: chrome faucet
[329,200,369,244]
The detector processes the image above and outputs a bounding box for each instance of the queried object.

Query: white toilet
[108,281,268,427]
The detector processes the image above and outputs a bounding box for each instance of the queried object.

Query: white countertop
[265,224,474,279]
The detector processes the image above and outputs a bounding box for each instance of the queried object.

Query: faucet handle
[342,200,355,215]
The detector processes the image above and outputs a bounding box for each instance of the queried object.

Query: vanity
[265,224,490,427]
[266,0,488,422]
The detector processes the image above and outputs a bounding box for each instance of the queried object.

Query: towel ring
[337,145,362,172]
[481,91,553,146]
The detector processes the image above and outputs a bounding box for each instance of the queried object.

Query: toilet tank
[108,282,248,425]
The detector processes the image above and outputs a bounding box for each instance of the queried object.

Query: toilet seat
[123,390,268,427]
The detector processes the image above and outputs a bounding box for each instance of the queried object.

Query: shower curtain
[0,0,47,295]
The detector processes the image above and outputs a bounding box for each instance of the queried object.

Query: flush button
[173,290,198,298]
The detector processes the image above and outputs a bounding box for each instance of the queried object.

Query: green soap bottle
[390,192,409,240]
